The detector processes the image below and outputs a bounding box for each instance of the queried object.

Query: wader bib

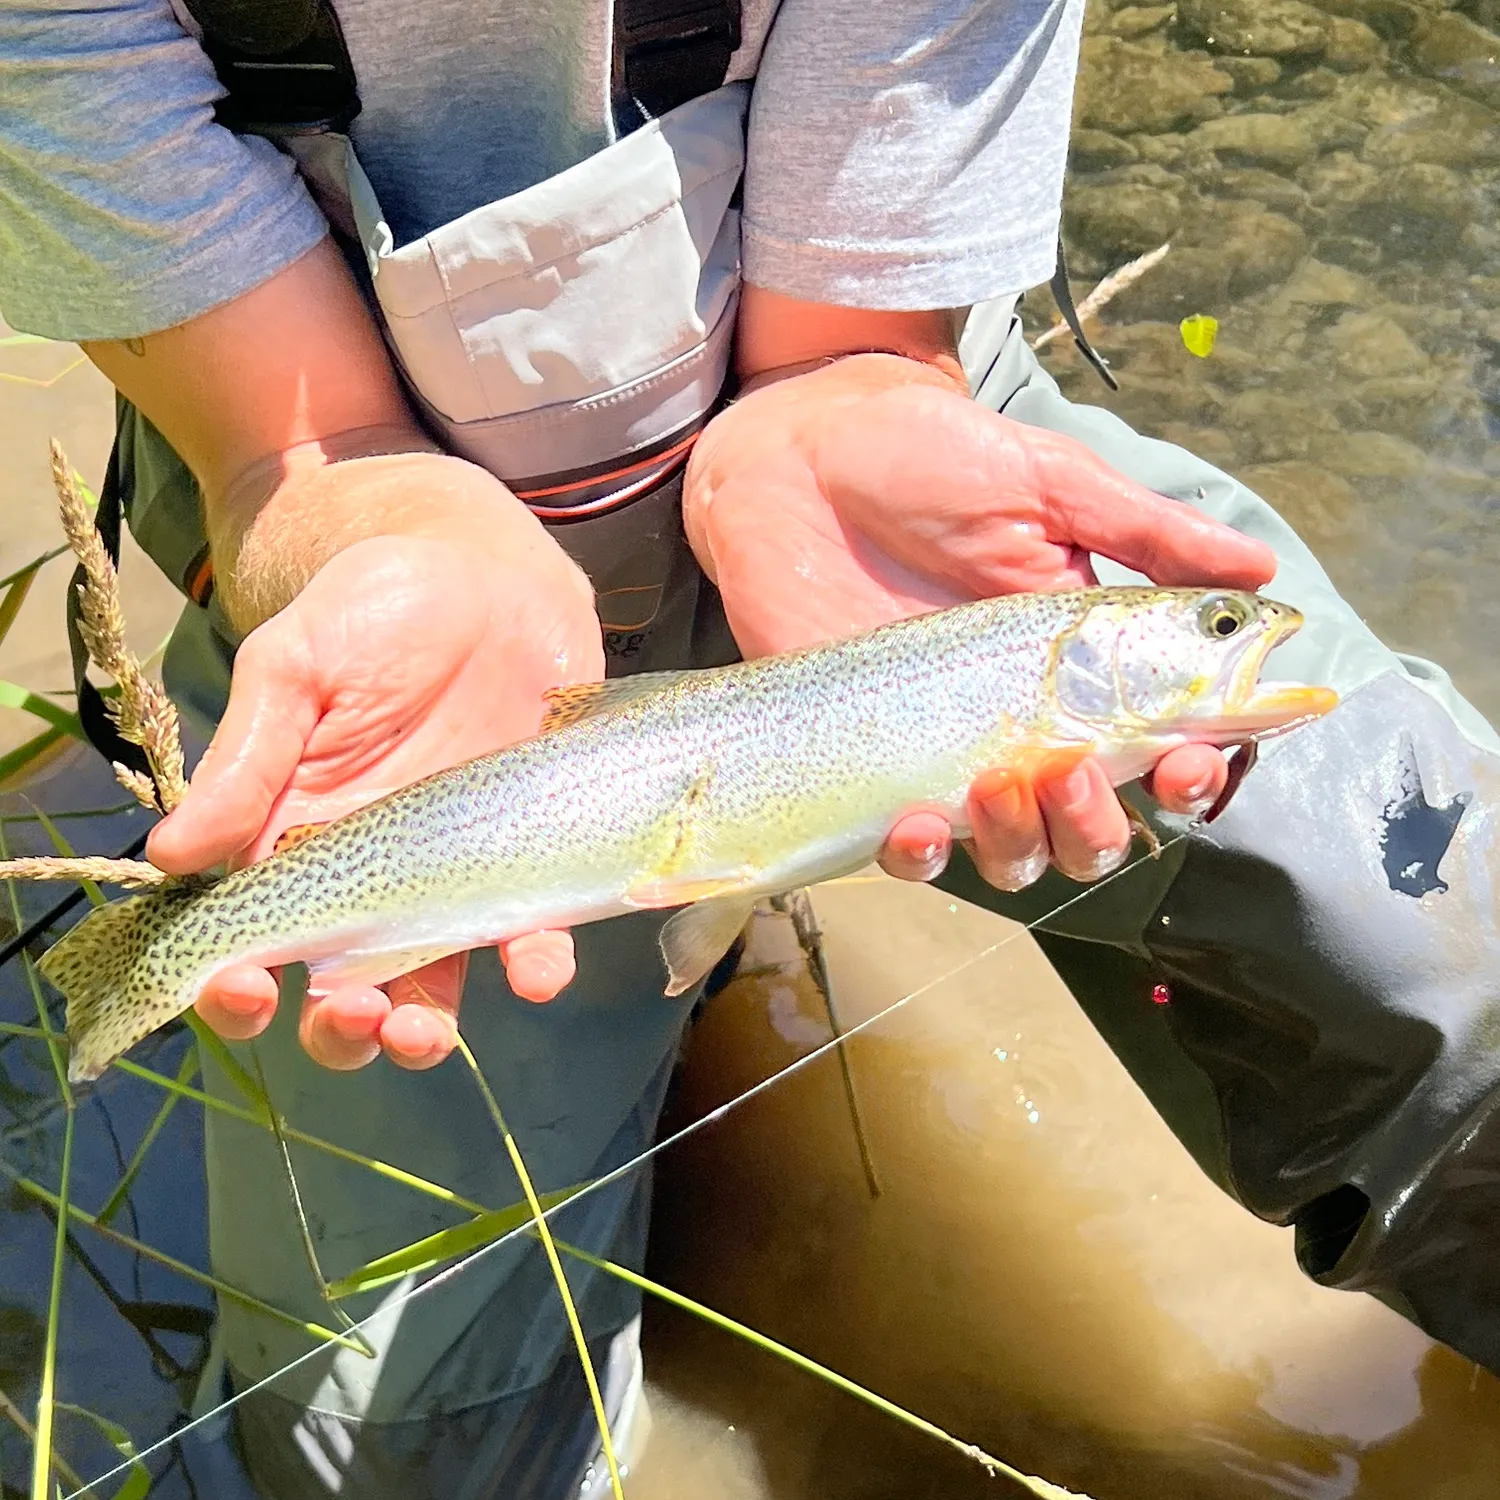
[86,3,1500,1494]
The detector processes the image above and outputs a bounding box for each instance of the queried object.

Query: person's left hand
[683,350,1277,891]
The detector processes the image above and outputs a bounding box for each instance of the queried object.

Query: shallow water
[4,3,1500,1492]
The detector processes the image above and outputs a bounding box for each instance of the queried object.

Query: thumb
[147,619,321,875]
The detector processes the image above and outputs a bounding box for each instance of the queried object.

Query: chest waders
[64,1,1500,1489]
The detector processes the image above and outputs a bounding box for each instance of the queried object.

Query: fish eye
[1199,596,1249,639]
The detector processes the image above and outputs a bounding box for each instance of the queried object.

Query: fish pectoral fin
[272,821,330,855]
[658,894,757,998]
[539,670,701,732]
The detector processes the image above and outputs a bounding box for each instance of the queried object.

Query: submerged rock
[1409,12,1500,109]
[1177,0,1330,57]
[1077,36,1234,133]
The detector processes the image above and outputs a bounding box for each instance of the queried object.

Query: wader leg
[948,298,1500,1373]
[161,622,685,1500]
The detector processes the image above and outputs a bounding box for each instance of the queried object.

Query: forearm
[82,238,525,631]
[733,283,968,393]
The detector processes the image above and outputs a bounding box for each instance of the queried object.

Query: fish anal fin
[273,821,329,856]
[540,670,700,733]
[625,871,756,909]
[305,946,461,993]
[658,894,757,998]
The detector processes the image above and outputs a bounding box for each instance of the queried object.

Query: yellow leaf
[1180,314,1218,358]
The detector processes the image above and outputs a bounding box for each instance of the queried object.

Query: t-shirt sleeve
[741,0,1085,311]
[0,0,330,341]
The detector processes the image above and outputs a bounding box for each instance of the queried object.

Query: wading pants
[164,294,1500,1500]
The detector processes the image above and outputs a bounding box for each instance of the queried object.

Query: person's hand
[684,350,1277,890]
[147,461,601,1071]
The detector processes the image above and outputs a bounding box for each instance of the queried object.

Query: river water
[3,1,1500,1494]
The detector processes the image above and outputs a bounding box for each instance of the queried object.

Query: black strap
[615,0,742,125]
[67,445,155,781]
[1048,233,1119,393]
[181,0,359,136]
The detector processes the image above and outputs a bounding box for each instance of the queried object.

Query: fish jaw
[1195,682,1340,741]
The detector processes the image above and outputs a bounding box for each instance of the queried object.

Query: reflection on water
[638,878,1500,1499]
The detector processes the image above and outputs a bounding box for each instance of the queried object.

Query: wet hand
[147,514,600,1071]
[684,352,1275,889]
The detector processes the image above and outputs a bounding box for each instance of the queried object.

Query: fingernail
[1077,843,1129,882]
[990,848,1049,892]
[1052,764,1094,813]
[1182,792,1217,819]
[979,775,1025,825]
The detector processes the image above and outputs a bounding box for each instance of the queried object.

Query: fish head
[1052,589,1338,747]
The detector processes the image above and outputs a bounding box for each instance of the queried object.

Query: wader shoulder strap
[616,0,743,122]
[1048,233,1119,393]
[178,0,360,136]
[68,441,154,781]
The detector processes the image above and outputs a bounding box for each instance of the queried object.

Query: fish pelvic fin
[39,890,196,1084]
[659,894,757,998]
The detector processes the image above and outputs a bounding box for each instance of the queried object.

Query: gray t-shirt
[0,0,1083,340]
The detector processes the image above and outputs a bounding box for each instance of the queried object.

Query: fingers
[380,957,465,1070]
[1031,427,1277,590]
[884,759,1134,894]
[879,811,953,882]
[148,623,321,874]
[1145,743,1227,817]
[298,954,467,1071]
[195,963,281,1041]
[500,930,577,1003]
[291,930,579,1076]
[1035,758,1132,882]
[965,769,1049,891]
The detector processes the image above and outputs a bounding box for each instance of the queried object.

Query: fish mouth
[1221,682,1341,736]
[1215,605,1340,737]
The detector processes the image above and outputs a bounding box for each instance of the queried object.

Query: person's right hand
[145,456,603,1072]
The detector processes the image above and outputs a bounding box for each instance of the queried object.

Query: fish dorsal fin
[272,821,329,855]
[540,670,698,732]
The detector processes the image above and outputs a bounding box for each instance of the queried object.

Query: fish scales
[40,587,1337,1081]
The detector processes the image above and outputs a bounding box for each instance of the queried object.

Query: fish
[41,586,1337,1084]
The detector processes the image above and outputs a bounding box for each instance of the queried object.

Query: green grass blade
[30,1106,74,1500]
[0,333,51,347]
[0,727,66,786]
[111,1055,483,1210]
[182,1014,267,1117]
[0,546,68,593]
[94,1050,197,1227]
[249,1048,376,1358]
[325,1185,583,1300]
[554,1241,1092,1499]
[2,829,68,1095]
[0,683,85,743]
[26,806,103,907]
[0,1389,93,1497]
[3,1165,366,1355]
[52,1406,147,1500]
[453,1034,624,1500]
[0,571,39,648]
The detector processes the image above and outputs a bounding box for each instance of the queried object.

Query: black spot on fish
[1380,737,1470,898]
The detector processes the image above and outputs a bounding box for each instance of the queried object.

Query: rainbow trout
[44,587,1336,1082]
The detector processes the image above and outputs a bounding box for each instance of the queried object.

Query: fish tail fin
[39,891,194,1084]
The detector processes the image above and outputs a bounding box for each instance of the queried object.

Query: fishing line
[67,832,1190,1498]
